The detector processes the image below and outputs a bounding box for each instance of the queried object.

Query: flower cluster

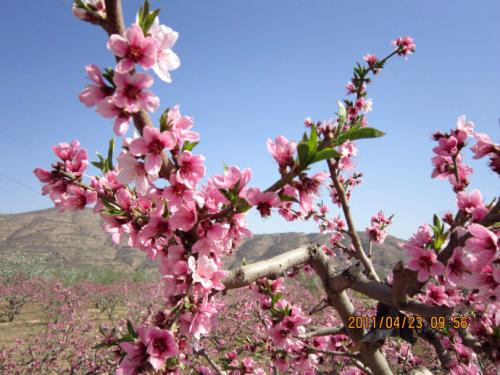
[79,17,179,136]
[365,210,393,244]
[33,3,500,373]
[431,116,476,191]
[33,140,96,211]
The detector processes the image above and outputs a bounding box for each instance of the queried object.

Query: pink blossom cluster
[79,19,179,136]
[33,6,500,373]
[72,0,106,24]
[431,116,475,191]
[471,132,500,175]
[403,224,445,282]
[250,278,319,373]
[392,36,416,57]
[365,210,393,244]
[33,140,96,211]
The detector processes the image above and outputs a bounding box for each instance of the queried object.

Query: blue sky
[1,0,498,239]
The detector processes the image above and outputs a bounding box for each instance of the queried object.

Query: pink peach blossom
[116,341,147,375]
[471,132,494,159]
[406,247,444,282]
[445,247,468,286]
[456,189,487,221]
[425,284,452,306]
[463,224,499,272]
[176,151,206,189]
[212,165,252,192]
[392,36,416,57]
[96,96,131,136]
[141,327,178,370]
[188,255,224,290]
[108,24,158,73]
[166,105,199,143]
[129,126,175,175]
[79,64,113,107]
[113,72,159,113]
[149,18,180,83]
[170,203,198,231]
[267,136,297,168]
[246,187,281,217]
[61,185,97,211]
[116,152,154,195]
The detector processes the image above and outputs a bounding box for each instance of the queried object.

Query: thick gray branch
[223,245,311,289]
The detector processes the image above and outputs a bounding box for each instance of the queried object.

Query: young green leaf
[127,319,138,340]
[143,9,161,34]
[337,127,385,144]
[308,125,318,153]
[311,148,341,163]
[279,194,299,203]
[337,101,346,125]
[297,141,311,167]
[159,108,170,132]
[107,138,115,172]
[182,141,199,152]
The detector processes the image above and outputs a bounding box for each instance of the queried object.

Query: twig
[195,348,224,375]
[300,326,345,339]
[305,344,360,359]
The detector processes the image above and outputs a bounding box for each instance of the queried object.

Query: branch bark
[417,327,452,369]
[300,326,345,339]
[224,244,394,375]
[223,246,311,289]
[327,159,381,282]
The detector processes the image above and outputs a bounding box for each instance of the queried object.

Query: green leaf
[101,198,124,215]
[279,194,299,203]
[219,189,235,204]
[311,148,341,163]
[182,141,199,152]
[139,0,150,24]
[98,325,106,337]
[301,131,308,143]
[91,161,102,170]
[337,101,346,125]
[271,293,282,307]
[159,108,170,132]
[102,68,115,87]
[297,141,311,167]
[107,138,115,172]
[74,0,93,12]
[308,125,318,153]
[92,342,112,350]
[234,196,251,213]
[127,320,138,340]
[337,127,385,144]
[143,9,161,34]
[433,214,440,229]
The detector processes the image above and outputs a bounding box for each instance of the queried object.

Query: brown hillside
[0,209,406,275]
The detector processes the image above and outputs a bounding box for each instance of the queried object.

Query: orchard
[8,0,499,374]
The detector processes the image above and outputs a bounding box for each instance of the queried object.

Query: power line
[0,172,41,194]
[0,186,40,207]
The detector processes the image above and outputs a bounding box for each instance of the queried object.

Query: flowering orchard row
[0,273,444,374]
[31,0,499,374]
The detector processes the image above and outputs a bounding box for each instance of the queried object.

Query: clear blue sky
[1,0,498,239]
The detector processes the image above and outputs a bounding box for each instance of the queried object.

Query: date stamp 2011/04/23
[347,315,469,330]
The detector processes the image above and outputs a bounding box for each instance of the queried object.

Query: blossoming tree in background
[34,0,499,374]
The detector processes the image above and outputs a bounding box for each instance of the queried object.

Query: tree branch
[417,327,453,369]
[300,326,345,339]
[327,159,380,282]
[223,245,311,289]
[194,348,224,375]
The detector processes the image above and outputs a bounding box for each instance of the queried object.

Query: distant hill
[0,209,405,275]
